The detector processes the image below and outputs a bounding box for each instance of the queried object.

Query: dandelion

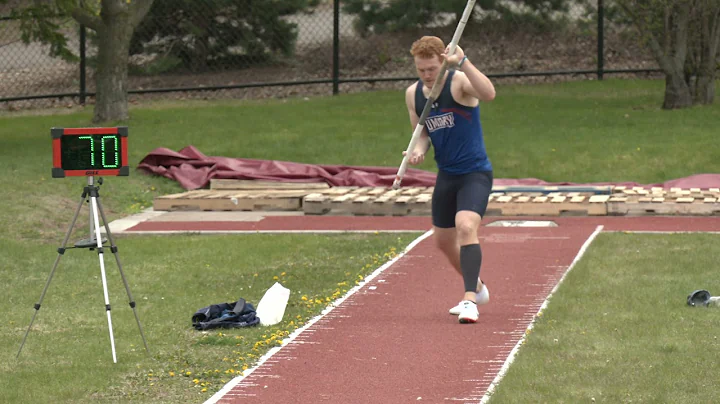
[273,276,279,280]
[169,372,175,377]
[185,371,192,376]
[301,296,308,301]
[201,388,208,393]
[193,379,200,384]
[281,272,286,276]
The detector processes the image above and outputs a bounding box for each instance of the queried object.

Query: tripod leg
[17,194,86,359]
[95,196,151,355]
[90,196,118,364]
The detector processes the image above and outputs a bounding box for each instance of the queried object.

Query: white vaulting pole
[392,0,477,190]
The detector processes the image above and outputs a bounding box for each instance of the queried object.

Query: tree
[685,0,720,105]
[12,0,154,122]
[342,0,570,36]
[130,0,318,73]
[616,0,720,109]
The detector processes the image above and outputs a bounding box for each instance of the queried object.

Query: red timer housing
[52,127,129,177]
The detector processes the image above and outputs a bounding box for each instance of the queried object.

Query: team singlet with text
[414,70,492,175]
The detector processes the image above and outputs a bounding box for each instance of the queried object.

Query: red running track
[123,215,718,403]
[203,222,603,404]
[125,215,720,233]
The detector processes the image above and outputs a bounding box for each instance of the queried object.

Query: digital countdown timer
[52,127,129,177]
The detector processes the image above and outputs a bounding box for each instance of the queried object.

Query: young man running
[403,36,496,324]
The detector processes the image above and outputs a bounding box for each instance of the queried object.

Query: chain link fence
[0,0,659,111]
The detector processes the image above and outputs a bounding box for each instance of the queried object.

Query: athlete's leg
[431,171,460,271]
[454,172,493,323]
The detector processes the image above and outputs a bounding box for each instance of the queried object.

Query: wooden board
[210,179,330,190]
[154,190,306,211]
[485,192,607,216]
[302,188,433,216]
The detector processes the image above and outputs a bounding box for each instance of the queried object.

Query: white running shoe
[449,281,490,315]
[458,300,479,324]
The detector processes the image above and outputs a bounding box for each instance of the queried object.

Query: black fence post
[79,24,87,105]
[597,0,604,80]
[332,0,340,95]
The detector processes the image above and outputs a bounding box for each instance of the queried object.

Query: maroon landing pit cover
[136,146,720,191]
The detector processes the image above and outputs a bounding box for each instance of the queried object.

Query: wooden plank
[154,193,302,211]
[608,201,720,216]
[415,194,432,203]
[400,187,426,196]
[496,196,513,203]
[210,179,330,190]
[324,186,358,195]
[367,187,389,195]
[589,195,610,203]
[486,200,607,216]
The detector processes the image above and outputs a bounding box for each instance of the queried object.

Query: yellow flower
[281,272,286,276]
[201,388,208,393]
[185,371,192,376]
[193,379,200,384]
[169,372,175,377]
[301,296,308,301]
[273,276,279,280]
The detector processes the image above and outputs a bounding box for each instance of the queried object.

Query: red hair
[410,36,444,60]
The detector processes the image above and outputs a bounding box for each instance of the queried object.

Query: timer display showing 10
[52,127,129,177]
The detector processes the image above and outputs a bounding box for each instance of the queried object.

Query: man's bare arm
[405,85,431,162]
[459,59,495,102]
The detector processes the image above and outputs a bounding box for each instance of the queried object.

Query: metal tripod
[17,176,150,363]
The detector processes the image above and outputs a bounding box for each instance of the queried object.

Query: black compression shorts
[431,170,493,228]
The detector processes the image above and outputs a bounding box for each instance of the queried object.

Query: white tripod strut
[89,177,117,363]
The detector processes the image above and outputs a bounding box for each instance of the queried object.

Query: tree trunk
[663,72,694,109]
[692,6,720,105]
[694,70,716,104]
[93,12,133,123]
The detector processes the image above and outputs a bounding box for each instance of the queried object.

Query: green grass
[1,78,719,402]
[1,233,418,402]
[487,233,720,403]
